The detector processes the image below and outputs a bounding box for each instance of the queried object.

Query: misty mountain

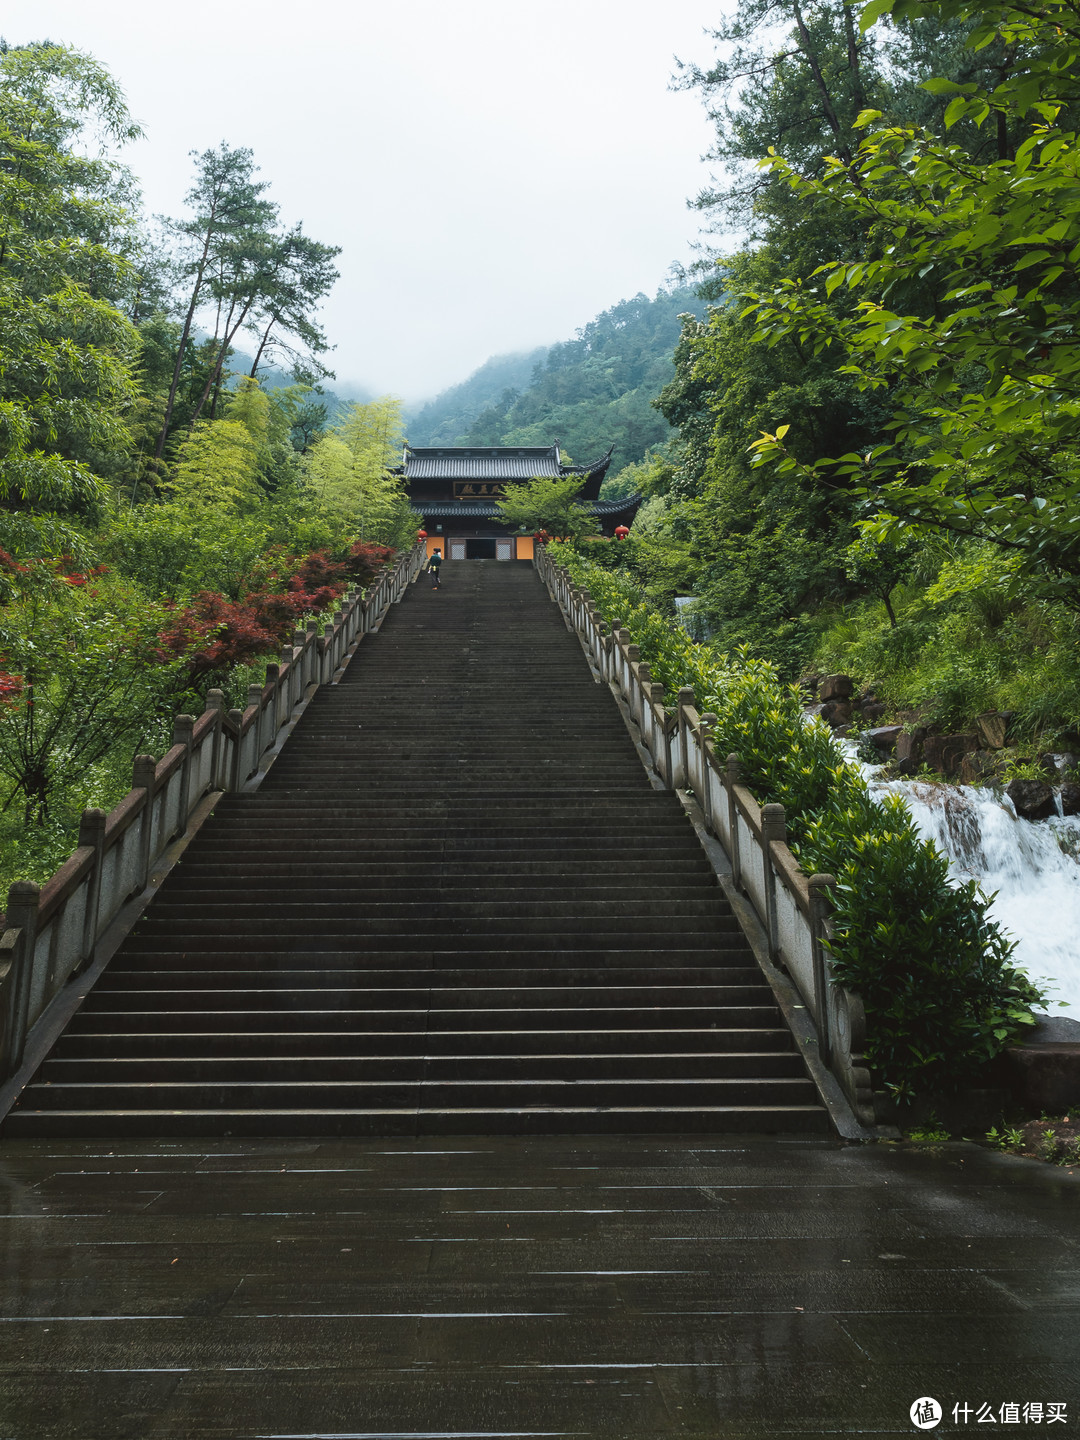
[406,348,549,446]
[408,284,704,473]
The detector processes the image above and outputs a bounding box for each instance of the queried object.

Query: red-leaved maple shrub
[156,542,392,678]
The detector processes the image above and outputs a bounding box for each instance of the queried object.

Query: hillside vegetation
[409,286,703,473]
[0,42,416,893]
[593,0,1080,768]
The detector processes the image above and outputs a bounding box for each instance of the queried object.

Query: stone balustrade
[537,545,876,1127]
[0,543,427,1081]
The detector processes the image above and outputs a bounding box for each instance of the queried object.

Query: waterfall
[849,751,1080,1012]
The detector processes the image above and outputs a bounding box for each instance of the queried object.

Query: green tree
[495,476,595,539]
[334,397,411,543]
[153,143,276,462]
[747,0,1080,605]
[0,41,141,511]
[0,565,181,824]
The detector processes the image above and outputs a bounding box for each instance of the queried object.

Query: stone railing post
[77,807,107,971]
[226,709,244,790]
[726,753,744,889]
[322,623,334,684]
[674,687,695,789]
[172,714,195,833]
[761,803,786,961]
[809,873,837,1066]
[697,713,717,831]
[305,620,319,687]
[205,688,225,789]
[132,753,157,889]
[3,880,40,1077]
[246,682,265,769]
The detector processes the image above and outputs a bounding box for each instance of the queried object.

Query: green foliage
[554,546,1043,1099]
[495,477,595,541]
[0,564,184,825]
[812,540,1080,737]
[745,7,1080,604]
[0,42,142,510]
[906,1120,952,1141]
[985,1123,1025,1151]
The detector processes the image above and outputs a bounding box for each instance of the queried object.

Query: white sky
[2,0,724,402]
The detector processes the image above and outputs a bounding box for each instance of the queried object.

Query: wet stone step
[17,1075,820,1111]
[37,1051,804,1082]
[0,1105,832,1137]
[80,983,775,1012]
[48,1026,794,1058]
[67,1003,783,1033]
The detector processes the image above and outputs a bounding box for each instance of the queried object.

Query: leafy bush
[811,541,1080,739]
[553,545,1043,1101]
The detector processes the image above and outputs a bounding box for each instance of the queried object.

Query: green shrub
[553,545,1043,1101]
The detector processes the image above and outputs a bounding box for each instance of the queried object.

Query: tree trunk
[841,2,867,115]
[154,215,219,460]
[791,0,850,162]
[187,294,256,427]
[249,318,275,378]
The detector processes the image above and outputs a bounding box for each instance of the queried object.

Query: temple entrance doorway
[466,538,497,559]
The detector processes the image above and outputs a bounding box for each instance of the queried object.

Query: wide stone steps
[51,1026,795,1058]
[3,560,828,1137]
[37,1051,807,1081]
[61,1004,784,1032]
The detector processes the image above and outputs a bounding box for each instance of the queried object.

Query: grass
[809,544,1080,741]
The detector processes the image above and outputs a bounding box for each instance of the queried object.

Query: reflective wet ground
[0,1134,1077,1438]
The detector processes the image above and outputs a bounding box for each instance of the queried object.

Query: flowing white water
[848,751,1080,1012]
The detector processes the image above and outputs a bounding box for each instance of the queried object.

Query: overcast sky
[4,0,725,402]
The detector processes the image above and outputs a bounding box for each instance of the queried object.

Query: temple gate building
[397,442,641,560]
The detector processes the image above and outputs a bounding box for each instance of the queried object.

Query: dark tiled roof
[418,494,641,519]
[404,445,562,480]
[563,446,616,477]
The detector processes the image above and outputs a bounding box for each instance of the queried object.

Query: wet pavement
[0,1134,1077,1438]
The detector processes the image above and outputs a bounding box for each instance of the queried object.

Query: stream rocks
[802,678,1080,820]
[1006,777,1057,821]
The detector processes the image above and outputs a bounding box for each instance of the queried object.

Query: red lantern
[614,525,630,540]
[417,529,428,541]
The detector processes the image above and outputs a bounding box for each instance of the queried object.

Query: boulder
[819,673,854,702]
[924,732,978,777]
[1061,781,1080,817]
[974,711,1010,750]
[1053,729,1080,753]
[860,700,888,722]
[1006,777,1056,821]
[895,731,923,767]
[867,724,903,754]
[959,750,1001,785]
[820,698,853,727]
[1041,750,1079,777]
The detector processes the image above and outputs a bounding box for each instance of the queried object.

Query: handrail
[0,542,427,1080]
[536,545,876,1126]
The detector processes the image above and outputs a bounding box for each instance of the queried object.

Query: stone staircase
[3,561,828,1135]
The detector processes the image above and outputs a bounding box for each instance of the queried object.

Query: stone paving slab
[0,1134,1077,1438]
